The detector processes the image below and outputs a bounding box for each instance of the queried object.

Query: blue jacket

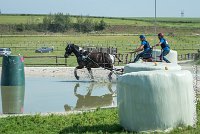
[160,38,170,51]
[141,40,151,52]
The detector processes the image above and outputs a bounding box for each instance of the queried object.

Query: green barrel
[1,55,25,114]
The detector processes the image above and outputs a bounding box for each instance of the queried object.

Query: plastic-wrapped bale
[117,70,196,132]
[124,62,181,74]
[151,49,178,63]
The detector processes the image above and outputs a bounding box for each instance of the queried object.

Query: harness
[81,52,114,70]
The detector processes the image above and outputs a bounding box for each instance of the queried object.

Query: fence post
[129,53,133,63]
[117,54,121,65]
[125,54,128,64]
[56,56,58,64]
[122,54,124,64]
[65,57,67,66]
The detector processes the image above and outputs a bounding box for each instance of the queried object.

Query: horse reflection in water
[64,82,115,111]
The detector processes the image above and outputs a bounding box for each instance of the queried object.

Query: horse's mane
[73,44,79,50]
[68,43,79,50]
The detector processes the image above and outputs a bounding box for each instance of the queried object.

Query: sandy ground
[24,67,113,78]
[23,66,124,82]
[0,61,197,79]
[0,66,124,83]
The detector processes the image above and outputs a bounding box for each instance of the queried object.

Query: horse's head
[64,43,74,58]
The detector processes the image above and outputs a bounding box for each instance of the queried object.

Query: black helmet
[139,35,145,39]
[158,33,164,38]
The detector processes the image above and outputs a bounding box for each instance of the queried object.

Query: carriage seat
[142,48,153,62]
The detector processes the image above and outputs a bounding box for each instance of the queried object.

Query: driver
[132,35,152,63]
[153,33,171,63]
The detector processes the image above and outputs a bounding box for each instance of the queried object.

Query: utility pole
[153,0,157,61]
[154,0,157,34]
[181,10,184,17]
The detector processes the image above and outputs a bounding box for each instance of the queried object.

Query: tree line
[14,13,107,33]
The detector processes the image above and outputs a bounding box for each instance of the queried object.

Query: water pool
[0,76,117,114]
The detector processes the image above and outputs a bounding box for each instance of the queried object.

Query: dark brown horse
[64,43,119,80]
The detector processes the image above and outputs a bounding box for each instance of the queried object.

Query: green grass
[0,15,44,24]
[0,35,199,66]
[0,101,199,134]
[0,14,200,66]
[1,15,200,28]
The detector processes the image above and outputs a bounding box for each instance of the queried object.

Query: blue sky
[0,0,199,17]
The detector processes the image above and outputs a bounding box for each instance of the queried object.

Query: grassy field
[0,14,200,66]
[1,15,200,27]
[0,35,200,66]
[0,101,199,134]
[0,15,200,35]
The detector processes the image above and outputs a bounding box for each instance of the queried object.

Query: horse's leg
[74,67,79,80]
[108,70,113,82]
[87,68,94,80]
[107,64,114,81]
[107,82,114,94]
[74,66,83,80]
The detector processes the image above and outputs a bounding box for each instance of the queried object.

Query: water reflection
[64,82,115,111]
[1,86,25,114]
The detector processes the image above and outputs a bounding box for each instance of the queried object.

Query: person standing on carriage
[153,33,171,63]
[132,35,152,63]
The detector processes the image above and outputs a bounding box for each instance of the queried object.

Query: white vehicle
[0,48,11,56]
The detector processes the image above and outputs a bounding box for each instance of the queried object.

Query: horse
[64,43,121,81]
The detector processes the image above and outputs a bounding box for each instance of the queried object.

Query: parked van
[0,48,11,56]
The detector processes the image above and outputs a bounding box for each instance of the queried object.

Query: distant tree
[82,18,94,33]
[43,13,72,32]
[74,16,84,32]
[13,13,107,33]
[25,24,37,31]
[74,16,95,33]
[64,14,72,30]
[95,19,107,31]
[15,23,25,32]
[36,14,54,32]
